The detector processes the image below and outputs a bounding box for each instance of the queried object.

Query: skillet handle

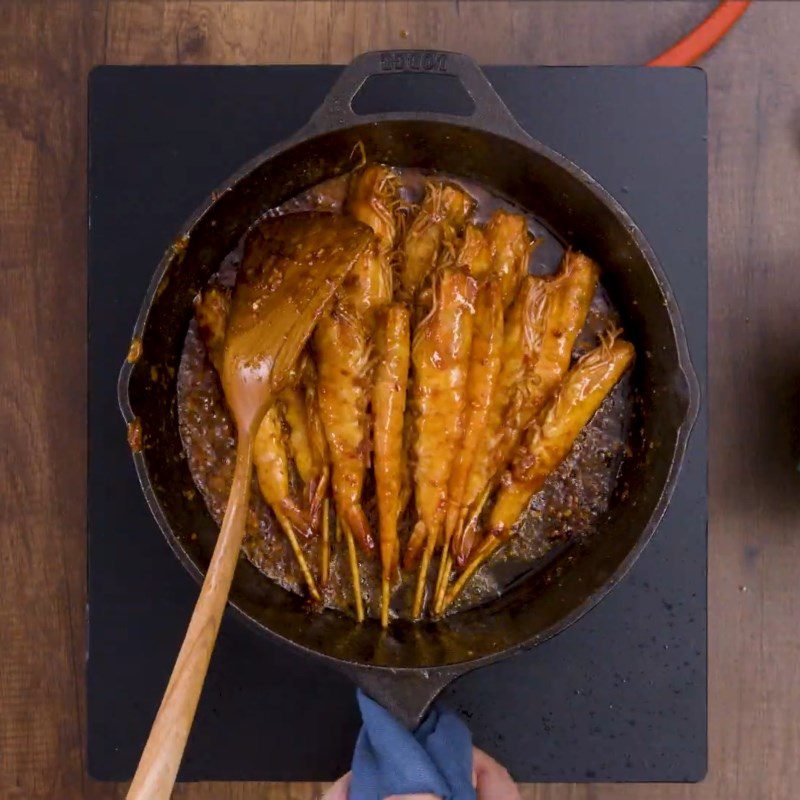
[350,667,460,730]
[304,49,525,138]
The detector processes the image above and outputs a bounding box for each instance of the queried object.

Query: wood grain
[1,1,799,798]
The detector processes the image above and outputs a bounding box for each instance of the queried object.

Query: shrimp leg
[372,304,411,627]
[442,337,635,611]
[405,269,476,618]
[320,497,331,588]
[434,280,503,613]
[253,407,320,601]
[300,357,333,584]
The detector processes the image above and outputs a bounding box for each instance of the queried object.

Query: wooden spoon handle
[127,436,254,800]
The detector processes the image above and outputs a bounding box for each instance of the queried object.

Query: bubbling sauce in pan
[177,169,632,619]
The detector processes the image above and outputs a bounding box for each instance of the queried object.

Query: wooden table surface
[2,1,799,798]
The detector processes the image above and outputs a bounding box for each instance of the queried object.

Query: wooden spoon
[127,212,373,800]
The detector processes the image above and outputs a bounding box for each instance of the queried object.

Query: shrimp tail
[279,498,315,539]
[454,511,480,570]
[452,483,491,568]
[403,520,428,570]
[343,504,374,553]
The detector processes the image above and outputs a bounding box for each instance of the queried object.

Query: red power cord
[647,0,751,67]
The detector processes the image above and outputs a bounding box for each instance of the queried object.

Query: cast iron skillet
[118,50,700,728]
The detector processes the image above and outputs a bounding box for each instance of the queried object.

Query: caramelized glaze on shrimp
[252,407,298,528]
[314,303,374,552]
[435,280,504,608]
[453,251,599,565]
[443,336,635,611]
[405,269,477,617]
[441,281,504,553]
[312,176,398,555]
[372,304,411,626]
[496,250,600,477]
[519,251,599,420]
[346,164,400,249]
[450,275,548,565]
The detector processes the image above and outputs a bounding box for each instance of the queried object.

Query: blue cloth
[349,690,475,800]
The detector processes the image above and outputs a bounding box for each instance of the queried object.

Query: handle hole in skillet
[351,73,475,116]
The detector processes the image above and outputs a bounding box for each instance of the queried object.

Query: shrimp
[338,243,393,325]
[372,304,411,626]
[520,250,599,432]
[278,354,329,528]
[314,167,398,555]
[314,304,374,552]
[313,211,392,622]
[315,241,391,543]
[442,223,492,281]
[435,216,532,573]
[434,280,503,611]
[252,407,292,519]
[453,251,599,565]
[253,405,320,601]
[483,210,534,308]
[450,275,549,566]
[404,269,477,618]
[346,164,400,249]
[344,164,397,321]
[496,250,599,470]
[442,337,634,611]
[398,182,475,301]
[280,383,315,488]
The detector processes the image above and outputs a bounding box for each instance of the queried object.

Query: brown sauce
[177,169,632,620]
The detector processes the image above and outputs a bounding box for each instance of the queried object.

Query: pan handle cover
[303,49,526,139]
[349,667,462,731]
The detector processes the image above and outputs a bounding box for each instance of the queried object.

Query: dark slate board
[88,65,707,783]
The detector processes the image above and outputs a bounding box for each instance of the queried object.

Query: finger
[321,772,351,800]
[473,747,520,800]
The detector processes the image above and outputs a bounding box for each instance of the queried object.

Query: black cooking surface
[88,65,707,783]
